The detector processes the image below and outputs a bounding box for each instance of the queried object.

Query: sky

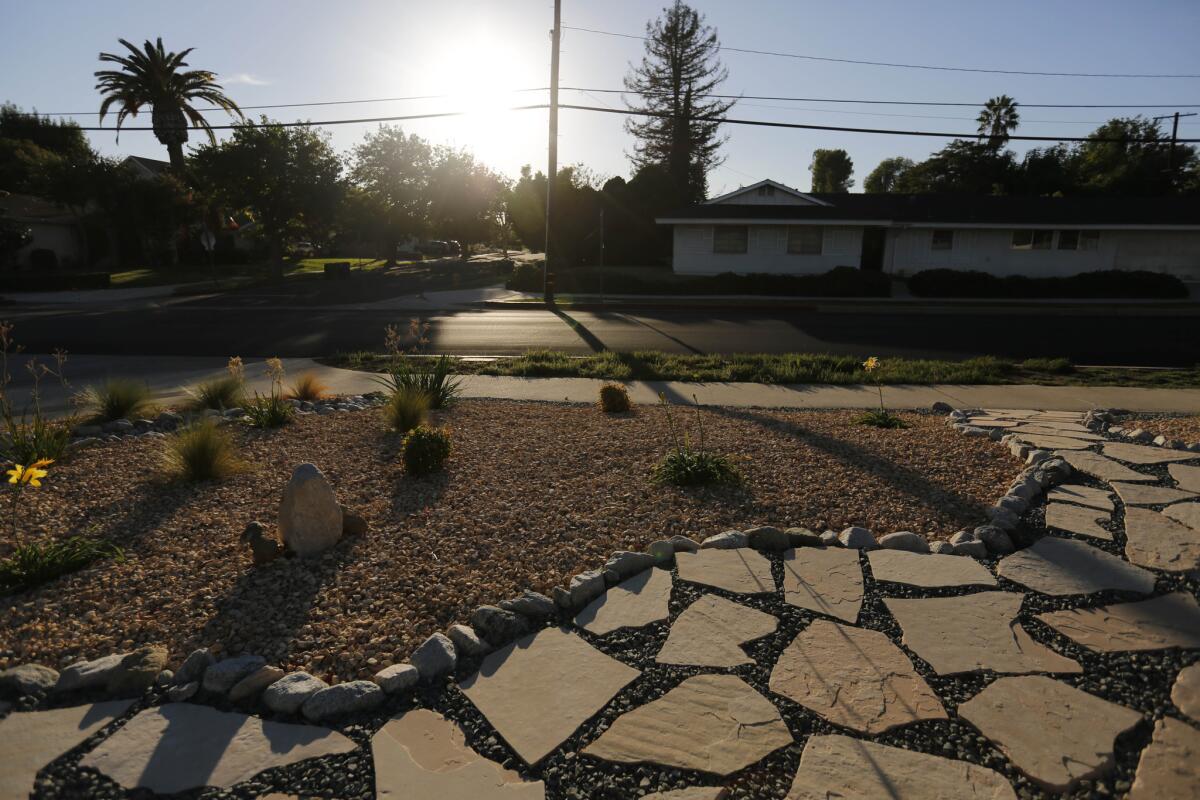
[3,0,1199,196]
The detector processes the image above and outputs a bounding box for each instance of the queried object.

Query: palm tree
[976,95,1020,149]
[95,38,243,171]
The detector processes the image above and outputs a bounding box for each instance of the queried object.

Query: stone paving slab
[1044,501,1112,539]
[866,549,998,588]
[0,701,133,799]
[79,703,356,793]
[644,788,727,800]
[1047,484,1115,511]
[885,592,1081,676]
[1128,716,1200,800]
[372,708,545,798]
[656,594,778,668]
[583,674,792,776]
[958,676,1142,792]
[785,735,1017,800]
[997,536,1156,596]
[1164,502,1200,532]
[575,567,673,635]
[1013,422,1099,437]
[1124,507,1200,573]
[962,418,1021,428]
[1036,592,1200,652]
[1057,450,1156,483]
[780,546,863,622]
[1011,432,1093,450]
[1102,442,1199,465]
[460,627,640,765]
[675,548,775,594]
[1169,463,1200,493]
[769,620,946,734]
[1172,664,1200,722]
[1110,482,1198,506]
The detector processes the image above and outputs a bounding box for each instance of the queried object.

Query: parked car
[417,240,449,257]
[286,241,316,258]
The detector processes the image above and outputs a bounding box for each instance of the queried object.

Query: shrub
[163,419,247,481]
[3,416,72,463]
[384,386,430,432]
[402,425,451,476]
[507,261,544,292]
[244,393,294,428]
[0,536,123,595]
[376,355,461,409]
[598,383,632,413]
[652,394,741,487]
[908,268,1187,299]
[853,409,909,429]
[185,374,245,411]
[1021,357,1074,374]
[82,378,154,422]
[287,373,329,402]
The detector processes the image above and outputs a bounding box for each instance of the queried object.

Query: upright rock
[278,463,343,557]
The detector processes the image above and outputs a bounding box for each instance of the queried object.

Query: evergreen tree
[623,1,734,203]
[809,149,855,193]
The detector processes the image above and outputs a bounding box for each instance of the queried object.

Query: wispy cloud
[219,72,270,86]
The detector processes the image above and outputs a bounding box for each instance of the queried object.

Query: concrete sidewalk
[12,354,1200,417]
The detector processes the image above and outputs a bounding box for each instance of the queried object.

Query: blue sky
[3,0,1198,195]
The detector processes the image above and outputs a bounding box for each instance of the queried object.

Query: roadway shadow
[549,306,607,353]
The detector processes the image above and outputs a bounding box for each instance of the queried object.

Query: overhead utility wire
[561,25,1200,79]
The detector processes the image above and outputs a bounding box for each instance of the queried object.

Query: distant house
[658,179,1200,280]
[0,191,86,270]
[120,155,172,181]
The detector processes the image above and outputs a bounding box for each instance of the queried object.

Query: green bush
[163,419,247,481]
[0,536,123,595]
[185,374,245,411]
[375,355,461,409]
[3,416,73,463]
[244,393,294,428]
[507,261,544,292]
[853,409,909,429]
[82,378,154,422]
[908,269,1187,299]
[1021,357,1074,374]
[384,386,430,432]
[402,425,451,476]
[653,448,741,487]
[598,383,632,413]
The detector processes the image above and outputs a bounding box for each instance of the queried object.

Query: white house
[658,179,1200,280]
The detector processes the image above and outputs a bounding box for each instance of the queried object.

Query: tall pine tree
[624,2,734,203]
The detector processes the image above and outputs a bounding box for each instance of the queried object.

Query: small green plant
[287,372,329,402]
[5,415,73,464]
[373,321,462,409]
[244,357,294,428]
[598,383,632,413]
[82,377,154,422]
[402,425,451,477]
[652,394,740,487]
[185,356,246,411]
[0,536,123,595]
[0,325,77,462]
[854,356,909,429]
[383,386,430,433]
[163,418,248,481]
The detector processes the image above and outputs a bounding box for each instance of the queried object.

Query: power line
[562,25,1200,79]
[61,106,551,131]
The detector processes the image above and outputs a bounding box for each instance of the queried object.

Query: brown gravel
[0,400,1020,682]
[1126,414,1200,445]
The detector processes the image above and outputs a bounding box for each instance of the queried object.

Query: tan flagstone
[460,627,640,765]
[769,620,946,734]
[1169,463,1200,493]
[1058,450,1156,482]
[643,789,728,800]
[582,674,791,776]
[963,418,1021,428]
[1012,432,1093,450]
[1171,664,1200,722]
[959,676,1142,792]
[983,408,1039,417]
[1110,482,1197,506]
[575,568,672,635]
[79,703,356,793]
[1043,502,1111,540]
[372,709,545,798]
[1129,716,1200,800]
[1013,424,1102,440]
[996,537,1156,596]
[0,701,133,799]
[656,594,777,668]
[1164,502,1200,531]
[675,548,775,594]
[1124,507,1200,573]
[1036,593,1200,652]
[1047,484,1115,511]
[1029,410,1085,420]
[781,546,863,622]
[1102,442,1199,465]
[867,549,997,588]
[884,592,1081,676]
[785,734,1017,800]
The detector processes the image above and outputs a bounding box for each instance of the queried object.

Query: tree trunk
[166,142,185,172]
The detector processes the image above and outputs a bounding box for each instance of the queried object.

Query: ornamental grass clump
[652,393,740,487]
[854,356,908,429]
[0,536,123,596]
[0,324,76,463]
[185,356,246,411]
[373,321,462,409]
[383,386,430,433]
[287,372,329,402]
[163,418,248,482]
[402,425,451,477]
[82,377,154,422]
[244,357,294,428]
[598,383,632,413]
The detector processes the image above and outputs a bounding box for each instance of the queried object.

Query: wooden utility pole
[1153,111,1197,174]
[543,0,561,304]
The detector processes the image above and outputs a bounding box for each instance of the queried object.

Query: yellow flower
[6,465,23,485]
[863,356,880,373]
[7,459,52,487]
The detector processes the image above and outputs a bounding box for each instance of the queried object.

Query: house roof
[703,179,830,206]
[659,193,1200,229]
[121,155,172,177]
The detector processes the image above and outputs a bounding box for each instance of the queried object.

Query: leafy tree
[1017,145,1075,196]
[348,125,432,263]
[506,165,603,266]
[94,38,243,170]
[809,149,854,193]
[427,146,507,256]
[893,140,1016,195]
[1070,117,1187,195]
[863,157,915,193]
[976,95,1020,149]
[623,1,734,202]
[190,119,343,267]
[0,104,94,194]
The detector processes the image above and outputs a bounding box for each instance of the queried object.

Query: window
[1080,231,1100,251]
[787,226,824,255]
[1058,231,1100,251]
[1058,230,1079,250]
[1012,230,1053,250]
[713,226,748,254]
[931,230,954,251]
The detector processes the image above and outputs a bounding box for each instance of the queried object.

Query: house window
[1011,230,1053,250]
[713,226,748,254]
[1080,231,1100,250]
[787,227,824,255]
[931,230,954,251]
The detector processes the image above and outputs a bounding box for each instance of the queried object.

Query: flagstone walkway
[1,408,1199,798]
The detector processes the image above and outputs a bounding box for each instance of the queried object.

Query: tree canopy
[809,149,854,193]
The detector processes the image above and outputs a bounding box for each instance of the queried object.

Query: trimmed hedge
[508,264,892,298]
[0,271,112,291]
[908,269,1187,299]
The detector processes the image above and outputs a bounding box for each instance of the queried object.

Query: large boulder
[107,645,169,696]
[279,463,343,557]
[0,663,59,695]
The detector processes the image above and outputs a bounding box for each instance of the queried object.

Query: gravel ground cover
[1123,413,1200,444]
[0,400,1016,683]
